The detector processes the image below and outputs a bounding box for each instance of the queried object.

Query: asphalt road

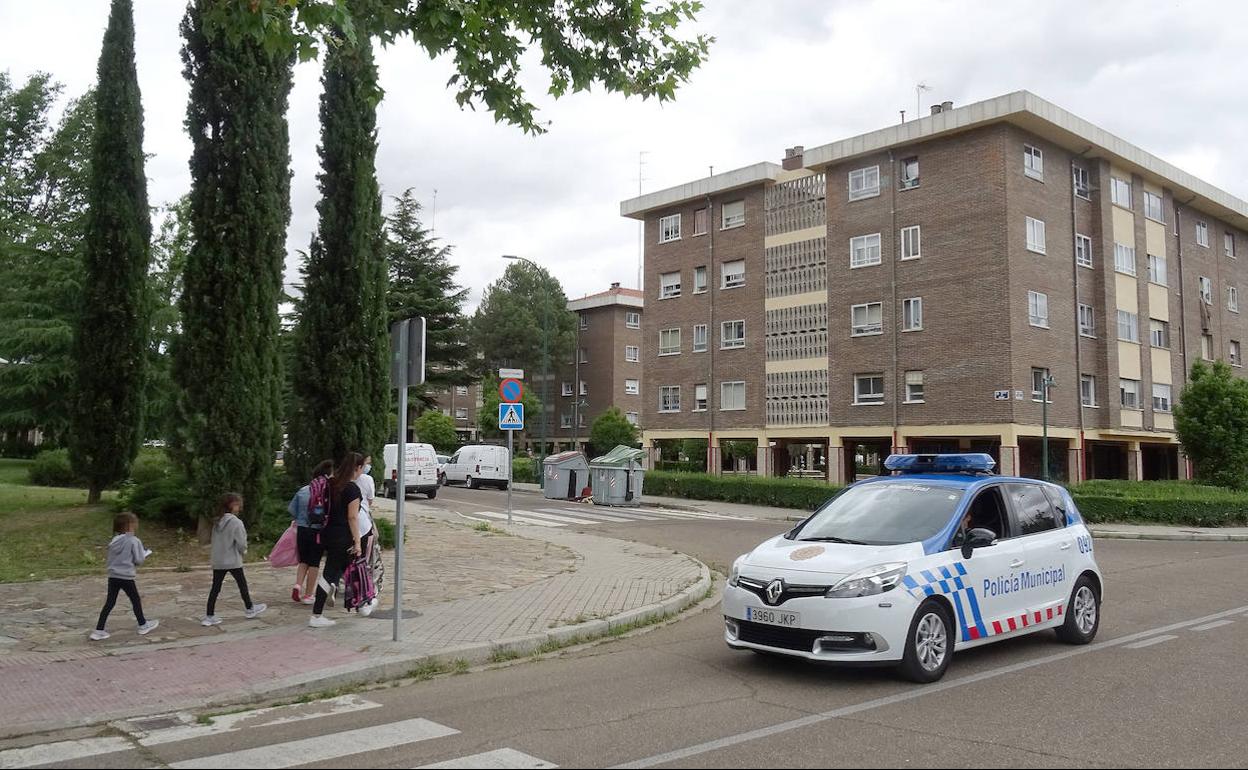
[8,483,1248,768]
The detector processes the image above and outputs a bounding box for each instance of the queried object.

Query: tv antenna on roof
[916,83,933,118]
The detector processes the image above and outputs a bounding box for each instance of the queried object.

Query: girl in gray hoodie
[202,493,267,626]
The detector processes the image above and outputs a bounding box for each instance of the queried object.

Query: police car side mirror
[961,528,998,560]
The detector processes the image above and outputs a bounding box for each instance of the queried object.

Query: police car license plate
[746,607,800,627]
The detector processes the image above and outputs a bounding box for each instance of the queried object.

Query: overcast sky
[4,0,1248,309]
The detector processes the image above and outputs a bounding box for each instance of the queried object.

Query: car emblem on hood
[765,578,784,605]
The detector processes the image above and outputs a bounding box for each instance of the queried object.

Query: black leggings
[314,535,353,615]
[207,568,253,616]
[96,578,146,630]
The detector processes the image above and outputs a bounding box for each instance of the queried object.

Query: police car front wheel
[899,601,953,683]
[1056,575,1100,645]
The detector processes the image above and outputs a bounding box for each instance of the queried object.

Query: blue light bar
[883,453,997,474]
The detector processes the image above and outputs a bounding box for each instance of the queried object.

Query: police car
[723,454,1103,682]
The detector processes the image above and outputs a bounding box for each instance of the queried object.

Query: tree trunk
[197,515,212,545]
[87,485,102,505]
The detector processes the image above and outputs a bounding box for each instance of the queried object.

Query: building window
[578,413,587,428]
[1076,234,1093,268]
[721,200,745,229]
[1231,340,1243,367]
[1024,145,1044,180]
[1202,333,1214,361]
[902,297,923,331]
[1114,243,1137,276]
[659,386,681,412]
[1028,291,1049,328]
[900,156,919,189]
[579,380,588,396]
[720,320,746,349]
[1111,177,1131,208]
[660,271,681,299]
[1227,232,1237,258]
[579,315,588,331]
[659,328,681,356]
[693,265,707,293]
[1229,286,1239,313]
[848,166,880,201]
[854,373,885,405]
[561,413,573,428]
[851,302,884,336]
[850,233,882,268]
[625,378,639,395]
[1120,378,1140,410]
[1148,254,1168,286]
[626,411,638,425]
[579,348,588,364]
[562,382,573,396]
[1073,166,1090,199]
[1144,191,1164,223]
[1031,367,1052,402]
[1026,217,1047,254]
[659,214,681,243]
[1117,310,1139,343]
[625,345,639,362]
[441,408,450,417]
[455,385,468,396]
[626,311,640,329]
[904,370,925,403]
[1152,383,1173,413]
[1150,319,1170,349]
[692,324,707,353]
[721,259,745,289]
[1078,304,1096,337]
[1081,374,1097,407]
[720,381,746,411]
[901,225,921,260]
[1196,221,1209,248]
[455,408,468,419]
[693,383,707,411]
[693,207,708,236]
[1199,276,1213,305]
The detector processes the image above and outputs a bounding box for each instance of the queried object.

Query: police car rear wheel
[900,601,952,683]
[1057,576,1100,645]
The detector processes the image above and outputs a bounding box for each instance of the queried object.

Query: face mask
[363,464,372,475]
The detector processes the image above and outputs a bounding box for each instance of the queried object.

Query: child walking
[202,493,267,626]
[91,513,159,641]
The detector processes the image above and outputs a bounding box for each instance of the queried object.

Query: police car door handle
[1009,558,1025,569]
[1059,542,1072,551]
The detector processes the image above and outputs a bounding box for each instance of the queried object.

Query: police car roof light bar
[883,453,997,474]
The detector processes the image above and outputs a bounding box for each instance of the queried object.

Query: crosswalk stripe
[118,694,382,747]
[552,508,660,521]
[499,509,604,526]
[536,508,637,522]
[418,748,558,768]
[646,508,755,521]
[168,717,459,769]
[0,736,134,768]
[467,511,564,528]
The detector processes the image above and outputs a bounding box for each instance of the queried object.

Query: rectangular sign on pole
[390,317,427,388]
[498,367,524,380]
[498,402,524,431]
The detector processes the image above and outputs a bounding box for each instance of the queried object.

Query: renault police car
[724,454,1103,682]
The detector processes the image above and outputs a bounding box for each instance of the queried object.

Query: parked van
[443,445,510,490]
[382,442,440,499]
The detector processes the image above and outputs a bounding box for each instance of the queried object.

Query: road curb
[1090,528,1248,542]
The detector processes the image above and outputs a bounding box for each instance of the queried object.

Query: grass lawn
[0,459,214,583]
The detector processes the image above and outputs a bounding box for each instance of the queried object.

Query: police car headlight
[826,562,908,599]
[728,555,746,587]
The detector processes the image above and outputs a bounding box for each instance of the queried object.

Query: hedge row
[513,457,538,484]
[643,470,839,510]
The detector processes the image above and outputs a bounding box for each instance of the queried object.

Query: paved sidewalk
[0,518,708,738]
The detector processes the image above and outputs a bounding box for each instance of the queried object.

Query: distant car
[443,445,510,490]
[436,454,450,486]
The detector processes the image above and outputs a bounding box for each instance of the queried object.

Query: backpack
[307,475,330,529]
[342,554,377,611]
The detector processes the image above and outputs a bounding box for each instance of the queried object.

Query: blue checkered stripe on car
[901,563,989,642]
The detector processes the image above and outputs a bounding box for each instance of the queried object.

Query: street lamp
[1041,374,1056,482]
[502,255,550,472]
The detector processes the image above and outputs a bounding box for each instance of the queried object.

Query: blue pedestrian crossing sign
[498,402,524,431]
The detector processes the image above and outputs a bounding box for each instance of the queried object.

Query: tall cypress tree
[175,0,292,529]
[287,25,388,480]
[70,0,149,504]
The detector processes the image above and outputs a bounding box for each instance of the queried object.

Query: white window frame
[1117,310,1139,343]
[693,383,707,412]
[660,271,681,299]
[904,370,925,404]
[1231,340,1243,368]
[720,320,746,349]
[851,302,884,337]
[659,214,681,243]
[624,378,640,395]
[455,408,468,419]
[455,385,469,396]
[1081,374,1097,408]
[1227,232,1237,258]
[1024,145,1044,180]
[721,259,745,289]
[1073,166,1090,199]
[1200,276,1213,305]
[1032,367,1053,402]
[560,413,573,428]
[692,324,708,353]
[902,297,923,331]
[1148,254,1168,286]
[693,265,707,294]
[850,233,882,268]
[626,411,639,425]
[1111,177,1132,208]
[1028,291,1049,329]
[1150,319,1169,349]
[1078,303,1096,338]
[658,328,681,356]
[1114,243,1137,276]
[848,166,881,201]
[579,315,588,331]
[853,373,885,405]
[900,225,921,260]
[1152,383,1173,413]
[1229,286,1239,313]
[1202,333,1214,361]
[659,385,681,413]
[900,157,920,190]
[625,345,639,362]
[1196,221,1209,248]
[692,207,708,237]
[626,311,640,329]
[720,381,746,411]
[1144,191,1164,223]
[578,380,588,396]
[561,382,573,397]
[721,200,745,230]
[1026,216,1047,254]
[579,347,588,364]
[1120,378,1140,410]
[1076,234,1093,268]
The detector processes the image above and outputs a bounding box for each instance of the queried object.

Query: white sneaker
[201,615,222,627]
[137,620,160,635]
[89,629,110,641]
[308,615,336,628]
[245,603,267,619]
[300,595,315,605]
[359,599,376,617]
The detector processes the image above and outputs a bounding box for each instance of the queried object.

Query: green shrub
[375,517,396,548]
[655,460,705,474]
[28,449,81,488]
[1068,480,1248,527]
[643,470,839,510]
[251,497,291,546]
[129,448,174,485]
[123,472,197,528]
[513,457,538,484]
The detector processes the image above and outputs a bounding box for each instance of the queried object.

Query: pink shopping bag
[267,523,299,567]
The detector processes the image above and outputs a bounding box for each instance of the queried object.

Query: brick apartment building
[428,381,484,444]
[622,91,1248,482]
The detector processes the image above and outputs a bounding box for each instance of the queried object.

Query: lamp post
[502,255,550,472]
[1041,373,1056,481]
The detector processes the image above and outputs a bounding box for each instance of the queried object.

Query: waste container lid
[543,450,587,466]
[589,445,646,467]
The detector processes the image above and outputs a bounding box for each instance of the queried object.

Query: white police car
[724,454,1103,682]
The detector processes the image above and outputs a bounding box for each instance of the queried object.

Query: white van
[443,445,510,490]
[382,443,441,499]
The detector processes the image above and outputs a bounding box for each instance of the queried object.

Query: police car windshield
[794,482,966,546]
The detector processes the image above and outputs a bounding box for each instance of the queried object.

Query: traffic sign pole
[507,429,513,525]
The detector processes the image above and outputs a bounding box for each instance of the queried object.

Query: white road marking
[1191,620,1235,632]
[168,717,459,769]
[497,509,605,526]
[611,603,1248,769]
[465,511,565,527]
[0,736,133,768]
[418,748,558,768]
[1125,635,1179,649]
[537,508,639,522]
[116,694,382,747]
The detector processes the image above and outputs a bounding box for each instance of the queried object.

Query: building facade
[623,91,1248,482]
[428,381,484,444]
